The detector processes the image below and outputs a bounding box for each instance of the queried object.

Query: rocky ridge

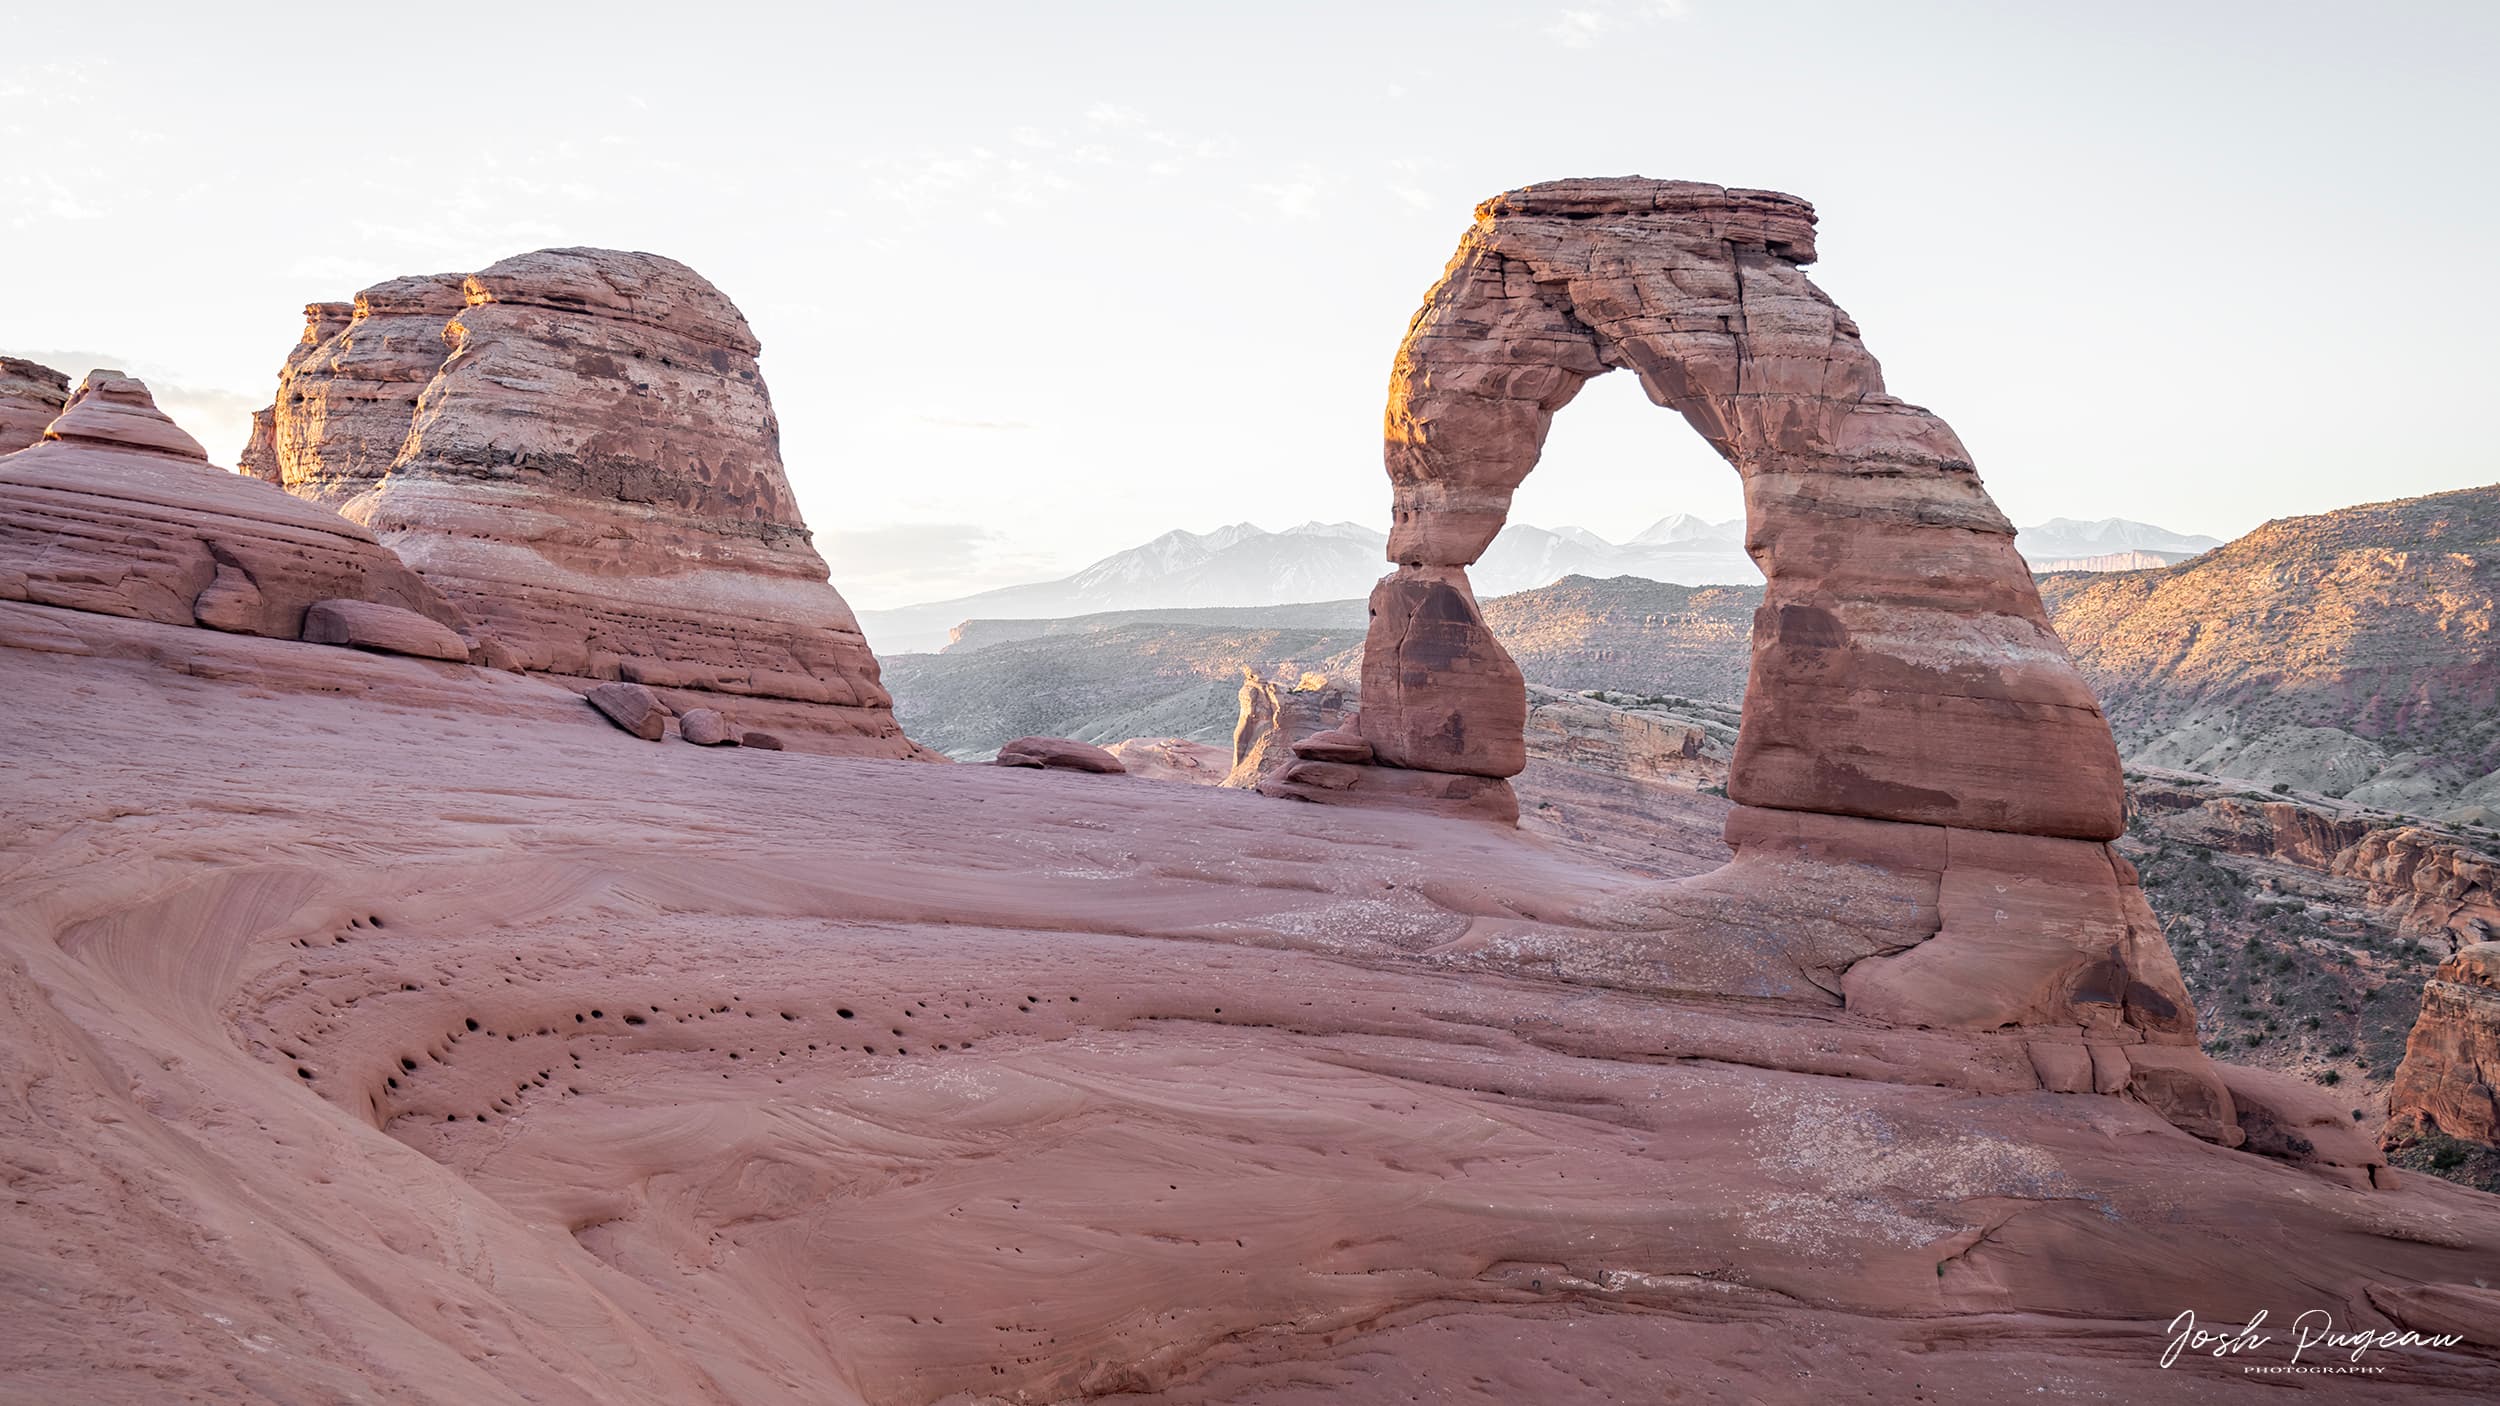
[2045,484,2500,817]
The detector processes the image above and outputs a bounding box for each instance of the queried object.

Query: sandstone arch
[1354,177,2122,840]
[1262,180,2231,1139]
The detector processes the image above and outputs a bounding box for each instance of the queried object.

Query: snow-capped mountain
[2015,517,2224,564]
[857,518,1756,654]
[856,514,2216,654]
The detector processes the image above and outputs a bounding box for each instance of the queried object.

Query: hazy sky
[7,1,2494,606]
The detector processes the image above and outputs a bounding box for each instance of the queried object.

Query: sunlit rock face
[0,371,471,643]
[0,355,70,455]
[250,247,928,760]
[250,278,467,505]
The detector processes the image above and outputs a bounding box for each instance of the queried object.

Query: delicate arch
[1358,178,2122,841]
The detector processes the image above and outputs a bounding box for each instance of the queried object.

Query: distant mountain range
[2015,517,2224,571]
[881,488,2496,820]
[858,514,2219,654]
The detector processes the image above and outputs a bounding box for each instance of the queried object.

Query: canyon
[2,181,2497,1405]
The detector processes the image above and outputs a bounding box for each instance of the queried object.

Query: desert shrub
[2318,1069,2343,1086]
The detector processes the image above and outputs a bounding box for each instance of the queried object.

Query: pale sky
[6,1,2493,606]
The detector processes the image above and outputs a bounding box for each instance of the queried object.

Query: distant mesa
[0,369,476,654]
[248,247,933,760]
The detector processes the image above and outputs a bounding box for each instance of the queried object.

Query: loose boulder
[995,736,1126,774]
[678,708,737,746]
[585,681,668,741]
[302,598,471,662]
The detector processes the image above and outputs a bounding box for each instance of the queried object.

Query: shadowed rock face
[0,356,70,455]
[249,247,927,760]
[0,372,471,643]
[1358,178,2121,840]
[2388,943,2500,1146]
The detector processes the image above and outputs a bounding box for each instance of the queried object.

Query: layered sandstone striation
[0,356,70,455]
[1267,178,2225,1139]
[2387,943,2500,1147]
[0,372,472,648]
[251,248,925,758]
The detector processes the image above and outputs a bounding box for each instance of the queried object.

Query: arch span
[1256,181,2239,1143]
[1355,177,2122,840]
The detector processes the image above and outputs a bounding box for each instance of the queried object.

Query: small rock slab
[740,730,786,751]
[995,736,1126,774]
[302,598,470,662]
[679,708,737,746]
[585,681,668,740]
[1290,727,1375,764]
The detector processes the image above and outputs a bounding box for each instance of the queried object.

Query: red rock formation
[2387,943,2500,1146]
[0,355,69,455]
[1225,667,1350,787]
[1288,179,2223,1139]
[253,247,926,760]
[0,372,473,650]
[1360,178,2119,839]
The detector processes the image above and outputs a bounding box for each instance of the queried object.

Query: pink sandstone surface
[2,600,2497,1403]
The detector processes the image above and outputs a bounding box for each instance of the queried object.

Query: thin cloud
[913,415,1037,432]
[1545,1,1691,48]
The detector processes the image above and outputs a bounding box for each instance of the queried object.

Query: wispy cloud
[812,521,1067,609]
[913,414,1037,433]
[1544,0,1691,48]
